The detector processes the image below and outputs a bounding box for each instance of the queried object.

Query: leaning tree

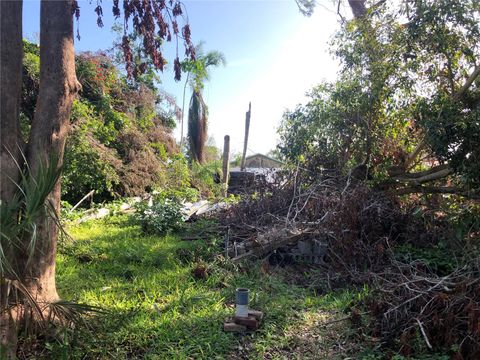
[0,0,194,355]
[289,0,480,195]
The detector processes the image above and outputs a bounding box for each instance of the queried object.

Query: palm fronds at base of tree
[1,153,104,349]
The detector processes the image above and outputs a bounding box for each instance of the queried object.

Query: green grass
[44,215,359,359]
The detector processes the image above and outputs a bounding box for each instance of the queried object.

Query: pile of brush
[216,169,480,357]
[368,259,480,358]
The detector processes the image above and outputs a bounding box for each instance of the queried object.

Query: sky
[23,0,348,156]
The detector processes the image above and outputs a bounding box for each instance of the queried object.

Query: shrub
[133,197,183,236]
[155,154,199,202]
[190,161,223,199]
[62,128,121,204]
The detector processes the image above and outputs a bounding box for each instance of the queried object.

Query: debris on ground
[214,170,480,357]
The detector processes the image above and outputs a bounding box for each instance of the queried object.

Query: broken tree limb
[403,139,427,171]
[392,164,452,184]
[70,189,95,212]
[455,64,480,100]
[222,135,230,197]
[231,227,314,262]
[393,164,449,179]
[240,102,251,172]
[416,318,433,350]
[386,186,480,199]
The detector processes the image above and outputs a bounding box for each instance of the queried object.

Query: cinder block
[248,310,264,321]
[224,322,247,332]
[234,315,259,330]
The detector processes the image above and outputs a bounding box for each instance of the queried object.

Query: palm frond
[46,300,106,329]
[0,152,62,276]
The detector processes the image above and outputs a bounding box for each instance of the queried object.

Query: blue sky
[23,0,347,155]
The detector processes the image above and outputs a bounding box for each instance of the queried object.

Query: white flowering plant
[133,197,184,236]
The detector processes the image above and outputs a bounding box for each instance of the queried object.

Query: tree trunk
[348,0,367,18]
[1,2,23,357]
[0,0,23,205]
[240,102,251,171]
[222,135,230,196]
[22,0,80,303]
[180,72,190,150]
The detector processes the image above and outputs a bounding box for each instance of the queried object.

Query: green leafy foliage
[62,121,121,203]
[133,197,184,236]
[181,42,227,92]
[278,0,480,189]
[155,154,200,201]
[21,41,223,206]
[417,94,480,188]
[190,160,224,199]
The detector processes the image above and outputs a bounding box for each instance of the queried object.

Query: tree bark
[1,2,23,357]
[240,102,251,171]
[222,135,230,196]
[348,0,367,18]
[22,0,80,303]
[387,186,480,199]
[0,0,23,205]
[393,166,452,184]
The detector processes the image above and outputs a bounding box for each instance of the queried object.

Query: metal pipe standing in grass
[235,288,249,317]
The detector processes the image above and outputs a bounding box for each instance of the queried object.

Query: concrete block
[234,315,259,330]
[224,322,247,332]
[313,240,328,256]
[248,310,264,321]
[298,240,312,255]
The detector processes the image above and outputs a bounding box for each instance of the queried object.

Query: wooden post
[222,135,230,196]
[240,102,251,171]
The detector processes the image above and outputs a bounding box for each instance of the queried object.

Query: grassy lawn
[40,215,364,359]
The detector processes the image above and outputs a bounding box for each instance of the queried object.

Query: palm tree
[180,43,226,163]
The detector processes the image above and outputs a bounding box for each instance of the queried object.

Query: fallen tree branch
[70,190,95,212]
[393,164,449,179]
[231,227,314,262]
[455,64,480,100]
[391,165,452,185]
[403,140,427,171]
[416,318,433,350]
[386,186,480,199]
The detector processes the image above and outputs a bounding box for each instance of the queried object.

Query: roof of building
[244,153,284,164]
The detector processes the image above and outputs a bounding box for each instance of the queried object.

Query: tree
[182,43,226,163]
[283,0,480,194]
[0,0,194,355]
